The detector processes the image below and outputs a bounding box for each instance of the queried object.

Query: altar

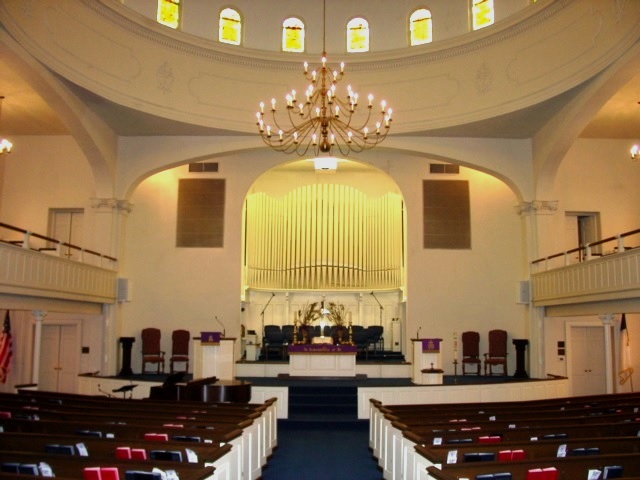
[288,344,357,377]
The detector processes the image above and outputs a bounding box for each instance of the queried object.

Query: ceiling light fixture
[0,96,12,155]
[631,144,640,161]
[255,0,392,157]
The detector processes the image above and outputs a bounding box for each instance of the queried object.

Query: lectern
[412,338,444,384]
[193,333,236,381]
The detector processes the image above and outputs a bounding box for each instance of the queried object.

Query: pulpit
[412,338,444,385]
[193,333,236,381]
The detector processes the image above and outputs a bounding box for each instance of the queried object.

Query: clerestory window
[347,17,369,53]
[410,8,432,46]
[157,0,180,29]
[472,0,494,31]
[283,17,305,52]
[219,7,242,45]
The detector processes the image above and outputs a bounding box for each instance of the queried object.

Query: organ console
[148,374,252,403]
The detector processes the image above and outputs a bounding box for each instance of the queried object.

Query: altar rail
[0,222,118,304]
[530,228,640,307]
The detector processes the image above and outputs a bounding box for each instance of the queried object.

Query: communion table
[288,344,357,377]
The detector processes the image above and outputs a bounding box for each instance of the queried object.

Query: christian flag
[0,311,13,384]
[618,314,634,387]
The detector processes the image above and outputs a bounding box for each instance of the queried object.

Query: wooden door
[39,325,79,393]
[569,326,606,396]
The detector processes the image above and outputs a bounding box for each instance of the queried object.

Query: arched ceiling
[0,0,638,141]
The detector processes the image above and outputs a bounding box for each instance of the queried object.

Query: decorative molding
[87,0,573,72]
[515,200,559,216]
[91,198,133,214]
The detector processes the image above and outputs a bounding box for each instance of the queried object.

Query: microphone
[416,326,422,340]
[272,292,275,297]
[215,315,226,337]
[370,291,374,295]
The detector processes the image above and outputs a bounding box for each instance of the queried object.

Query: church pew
[5,391,280,462]
[0,404,273,480]
[14,390,282,465]
[376,414,640,480]
[424,452,640,480]
[373,392,640,417]
[401,421,640,480]
[0,449,218,480]
[416,435,640,465]
[412,436,640,479]
[0,417,256,480]
[0,392,277,475]
[0,431,233,467]
[373,408,639,480]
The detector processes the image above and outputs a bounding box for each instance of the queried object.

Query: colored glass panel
[410,9,432,46]
[472,0,494,30]
[157,0,180,29]
[347,17,369,53]
[283,17,305,53]
[220,8,241,45]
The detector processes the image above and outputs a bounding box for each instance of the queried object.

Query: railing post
[585,244,592,260]
[617,234,624,253]
[563,252,568,266]
[22,230,31,249]
[55,241,62,257]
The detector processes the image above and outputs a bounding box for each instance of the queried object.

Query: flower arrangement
[328,302,349,327]
[297,302,321,326]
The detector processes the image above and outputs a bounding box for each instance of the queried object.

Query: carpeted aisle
[262,419,382,480]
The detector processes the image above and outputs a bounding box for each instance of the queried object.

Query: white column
[31,310,47,384]
[599,313,615,394]
[515,199,558,379]
[91,198,133,376]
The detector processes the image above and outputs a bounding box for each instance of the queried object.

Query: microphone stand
[371,291,383,326]
[260,293,276,342]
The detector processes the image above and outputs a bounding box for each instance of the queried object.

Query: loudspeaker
[117,278,132,303]
[517,280,530,304]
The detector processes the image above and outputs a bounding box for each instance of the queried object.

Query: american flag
[618,313,634,388]
[0,311,13,384]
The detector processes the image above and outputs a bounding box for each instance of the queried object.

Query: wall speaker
[117,277,132,302]
[517,280,530,304]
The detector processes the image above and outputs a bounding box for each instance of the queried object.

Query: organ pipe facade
[243,183,405,291]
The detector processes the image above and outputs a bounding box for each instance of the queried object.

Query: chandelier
[255,2,392,157]
[0,96,12,155]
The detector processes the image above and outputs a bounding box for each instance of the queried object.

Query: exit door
[569,326,607,396]
[39,324,79,393]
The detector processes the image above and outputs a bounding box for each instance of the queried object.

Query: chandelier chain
[255,0,392,157]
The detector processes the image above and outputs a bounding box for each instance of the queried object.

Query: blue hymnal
[603,466,623,479]
[150,450,182,461]
[125,472,163,480]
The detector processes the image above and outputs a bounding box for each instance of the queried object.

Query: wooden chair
[484,329,508,376]
[461,331,481,375]
[141,328,165,374]
[169,329,190,373]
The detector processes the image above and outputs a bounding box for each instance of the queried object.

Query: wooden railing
[0,222,117,269]
[531,228,640,272]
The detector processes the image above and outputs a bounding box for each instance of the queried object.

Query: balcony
[0,223,117,304]
[530,229,640,307]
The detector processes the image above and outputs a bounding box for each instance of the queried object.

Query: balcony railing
[0,222,118,304]
[530,228,640,307]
